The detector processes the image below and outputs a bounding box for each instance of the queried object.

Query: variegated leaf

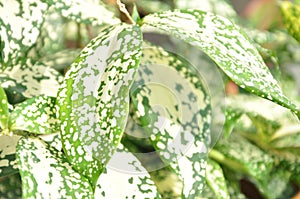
[130,45,211,198]
[0,135,20,177]
[57,24,142,187]
[280,1,300,43]
[206,159,230,199]
[52,0,120,26]
[0,0,49,69]
[0,86,9,130]
[213,134,274,182]
[141,9,300,117]
[271,124,300,148]
[174,0,238,22]
[9,96,57,135]
[16,137,93,198]
[39,132,62,152]
[95,144,161,198]
[0,60,63,105]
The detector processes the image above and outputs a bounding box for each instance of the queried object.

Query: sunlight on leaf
[9,96,58,135]
[57,24,142,188]
[130,45,211,198]
[141,9,300,117]
[0,0,48,69]
[16,137,93,198]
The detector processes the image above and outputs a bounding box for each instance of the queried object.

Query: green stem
[208,149,249,174]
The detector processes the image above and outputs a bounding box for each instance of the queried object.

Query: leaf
[16,137,93,198]
[174,0,238,22]
[0,86,9,130]
[0,0,49,69]
[206,159,230,199]
[39,132,62,152]
[0,173,22,199]
[0,60,63,104]
[129,45,211,198]
[280,1,300,43]
[213,133,274,182]
[52,0,120,26]
[95,144,161,198]
[141,9,300,117]
[9,96,58,135]
[0,135,20,177]
[57,24,143,187]
[271,125,300,148]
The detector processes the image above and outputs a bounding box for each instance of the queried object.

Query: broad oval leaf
[130,45,211,198]
[16,137,93,198]
[0,0,49,69]
[57,24,143,187]
[0,86,9,130]
[95,144,161,198]
[9,96,58,135]
[141,9,300,117]
[0,135,20,177]
[0,60,63,104]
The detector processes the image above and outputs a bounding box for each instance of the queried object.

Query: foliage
[0,0,300,198]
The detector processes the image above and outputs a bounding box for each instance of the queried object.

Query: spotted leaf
[57,24,143,188]
[95,144,161,198]
[51,0,120,26]
[0,135,20,177]
[174,0,238,22]
[0,60,63,105]
[0,86,9,130]
[9,96,57,135]
[129,45,211,198]
[16,137,93,198]
[0,0,49,69]
[213,133,274,182]
[206,159,230,199]
[280,1,300,43]
[141,9,300,117]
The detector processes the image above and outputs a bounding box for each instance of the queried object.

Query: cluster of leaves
[0,0,300,198]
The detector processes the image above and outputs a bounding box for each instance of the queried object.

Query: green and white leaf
[28,7,65,59]
[52,0,120,26]
[39,132,62,152]
[9,96,58,135]
[174,0,238,22]
[0,86,9,131]
[130,45,211,198]
[0,60,63,104]
[226,94,298,130]
[0,135,20,177]
[57,24,142,187]
[16,137,93,198]
[95,144,161,198]
[0,0,49,69]
[271,124,300,148]
[213,134,274,182]
[280,1,300,43]
[206,159,230,199]
[141,9,300,117]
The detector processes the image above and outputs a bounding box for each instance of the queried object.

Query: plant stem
[117,0,135,24]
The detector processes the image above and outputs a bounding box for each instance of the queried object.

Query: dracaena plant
[1,0,300,199]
